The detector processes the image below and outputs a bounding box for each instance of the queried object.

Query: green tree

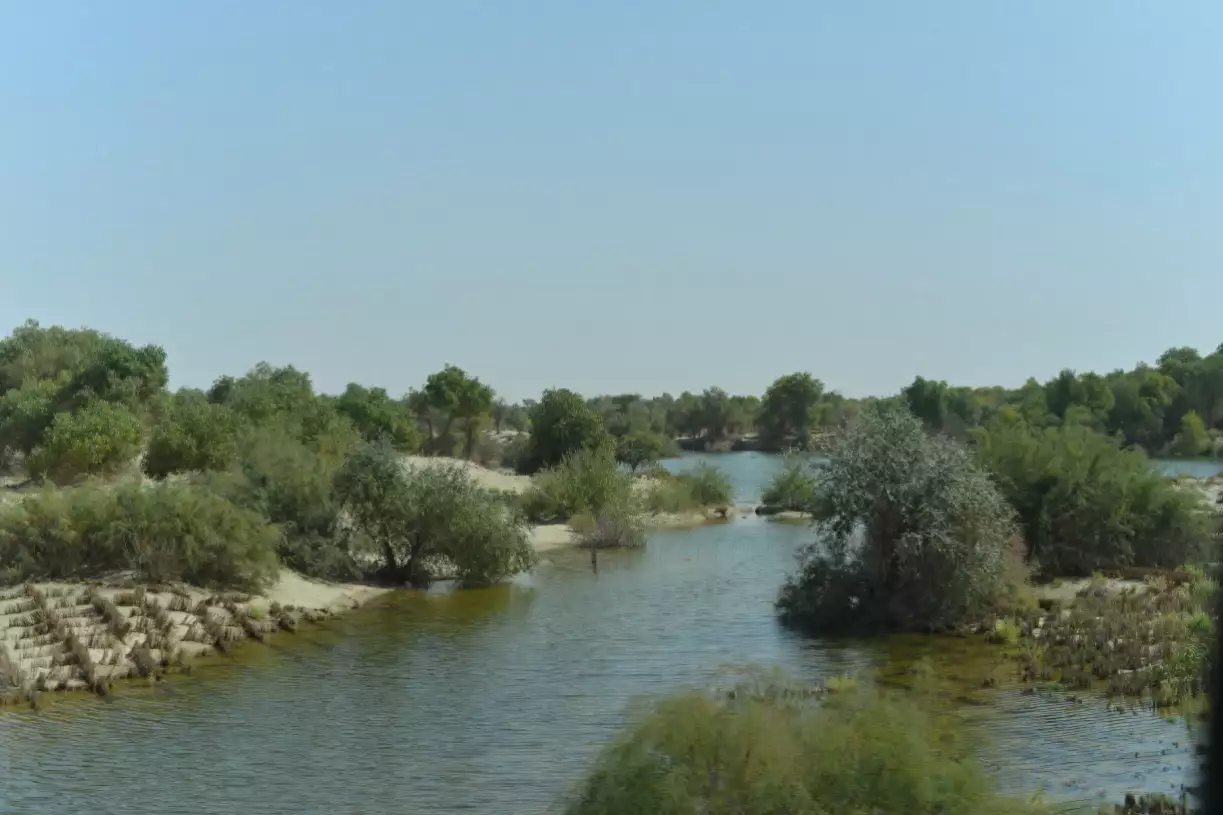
[759,373,823,447]
[26,401,144,483]
[1172,409,1211,457]
[0,320,110,395]
[66,337,168,407]
[334,382,420,451]
[336,441,535,586]
[777,404,1016,633]
[520,388,608,473]
[0,376,63,460]
[423,364,494,458]
[615,430,679,471]
[143,389,240,478]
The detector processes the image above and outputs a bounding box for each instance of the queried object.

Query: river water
[0,452,1202,815]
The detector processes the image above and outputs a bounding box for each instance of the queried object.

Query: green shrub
[973,420,1213,575]
[778,405,1017,634]
[561,674,1046,815]
[0,480,279,591]
[573,492,647,549]
[614,430,679,471]
[760,451,816,511]
[336,441,536,586]
[519,388,608,474]
[521,444,632,523]
[26,400,144,483]
[641,464,733,514]
[679,463,733,507]
[143,390,239,478]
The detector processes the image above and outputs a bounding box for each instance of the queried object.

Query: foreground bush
[778,405,1017,634]
[521,444,633,523]
[336,441,536,586]
[0,480,279,590]
[561,674,1045,815]
[760,450,817,511]
[973,420,1213,575]
[26,400,144,483]
[572,492,647,549]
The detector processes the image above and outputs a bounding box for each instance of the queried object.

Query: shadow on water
[0,453,1201,814]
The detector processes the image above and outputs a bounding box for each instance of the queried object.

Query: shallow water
[0,452,1200,815]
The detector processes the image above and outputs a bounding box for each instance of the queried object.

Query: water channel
[0,452,1203,814]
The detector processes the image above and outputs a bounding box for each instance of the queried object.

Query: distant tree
[615,430,679,471]
[209,363,317,425]
[1172,410,1212,457]
[26,400,144,483]
[334,383,420,451]
[423,364,494,458]
[520,388,608,473]
[758,373,823,446]
[777,404,1016,633]
[143,389,240,478]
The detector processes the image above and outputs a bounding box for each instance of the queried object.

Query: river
[0,452,1202,814]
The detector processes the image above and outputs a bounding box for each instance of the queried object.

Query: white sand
[401,455,532,494]
[256,569,389,615]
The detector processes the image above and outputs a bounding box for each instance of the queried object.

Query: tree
[520,388,608,473]
[777,404,1017,633]
[26,400,144,483]
[1172,410,1211,457]
[759,373,823,446]
[143,389,240,478]
[615,430,679,472]
[0,320,110,396]
[423,364,494,458]
[66,337,168,407]
[334,383,420,451]
[335,441,535,586]
[0,376,62,460]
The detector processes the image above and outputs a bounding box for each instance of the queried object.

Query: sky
[1,2,1221,402]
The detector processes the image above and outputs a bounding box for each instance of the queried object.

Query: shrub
[560,673,1046,815]
[679,463,733,507]
[521,444,632,523]
[0,480,279,590]
[573,492,647,549]
[973,420,1213,575]
[760,450,817,511]
[519,388,608,473]
[614,430,679,472]
[335,441,535,586]
[777,405,1017,634]
[143,390,239,478]
[333,382,420,452]
[26,400,144,483]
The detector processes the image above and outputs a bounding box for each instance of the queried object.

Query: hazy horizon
[3,3,1220,402]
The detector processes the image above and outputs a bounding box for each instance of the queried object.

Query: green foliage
[1171,409,1211,457]
[778,405,1017,634]
[973,419,1212,575]
[26,400,144,483]
[615,430,679,471]
[642,464,734,514]
[760,451,817,511]
[520,388,608,474]
[561,676,1045,815]
[67,337,168,407]
[0,320,112,395]
[679,463,733,506]
[573,491,647,549]
[759,372,823,447]
[421,364,494,458]
[142,389,240,478]
[0,376,63,458]
[0,480,279,590]
[336,442,535,586]
[334,382,421,452]
[522,444,632,523]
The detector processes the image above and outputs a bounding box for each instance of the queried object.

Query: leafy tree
[777,405,1017,633]
[759,373,823,446]
[615,430,678,471]
[973,419,1211,574]
[1172,410,1211,457]
[901,376,949,431]
[423,364,494,458]
[26,401,144,483]
[209,363,318,425]
[520,388,608,473]
[0,376,63,459]
[143,389,240,478]
[0,320,110,396]
[521,444,632,523]
[66,337,168,407]
[335,441,535,586]
[334,382,420,451]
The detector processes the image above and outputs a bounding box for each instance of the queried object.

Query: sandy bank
[401,455,531,494]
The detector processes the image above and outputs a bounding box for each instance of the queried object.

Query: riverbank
[0,569,388,703]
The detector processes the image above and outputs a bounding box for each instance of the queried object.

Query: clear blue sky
[2,3,1220,402]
